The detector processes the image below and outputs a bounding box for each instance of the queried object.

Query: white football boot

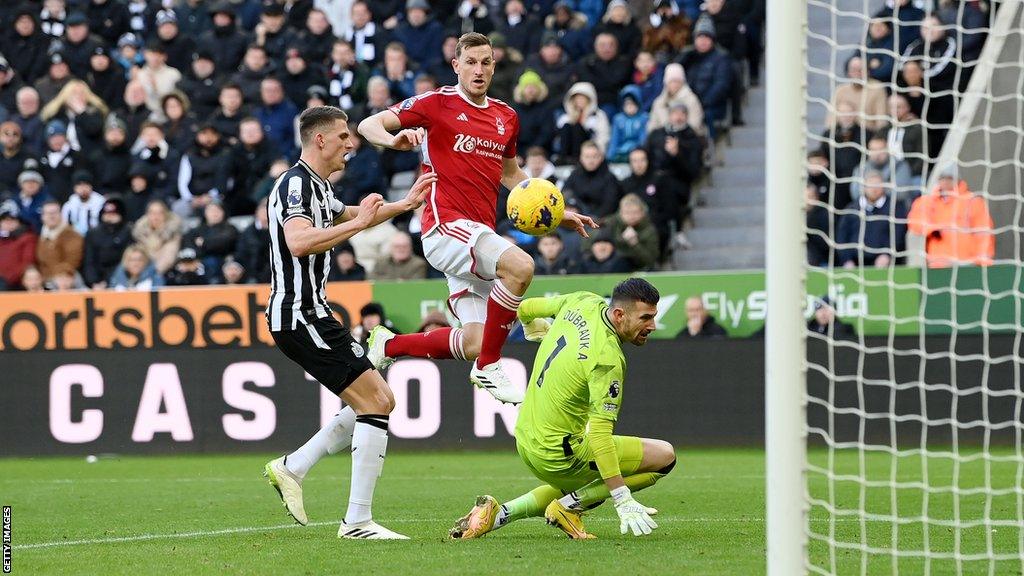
[338,520,410,540]
[263,456,308,525]
[470,361,524,405]
[366,325,396,370]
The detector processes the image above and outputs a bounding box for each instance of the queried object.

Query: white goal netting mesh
[803,0,1024,573]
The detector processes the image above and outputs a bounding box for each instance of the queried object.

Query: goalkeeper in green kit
[449,278,677,539]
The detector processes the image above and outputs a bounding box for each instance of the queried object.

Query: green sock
[568,472,666,510]
[498,485,562,527]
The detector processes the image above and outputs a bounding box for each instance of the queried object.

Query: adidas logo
[457,113,469,122]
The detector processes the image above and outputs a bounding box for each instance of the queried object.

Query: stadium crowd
[0,0,766,291]
[806,0,995,270]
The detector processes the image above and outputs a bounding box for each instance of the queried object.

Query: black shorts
[271,315,375,395]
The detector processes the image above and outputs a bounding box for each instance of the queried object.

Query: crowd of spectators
[0,0,765,291]
[807,0,995,270]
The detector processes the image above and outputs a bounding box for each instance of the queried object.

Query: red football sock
[384,327,466,360]
[477,281,523,367]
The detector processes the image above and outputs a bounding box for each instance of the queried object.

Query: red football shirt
[389,86,520,234]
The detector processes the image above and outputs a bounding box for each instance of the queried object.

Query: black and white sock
[345,414,390,525]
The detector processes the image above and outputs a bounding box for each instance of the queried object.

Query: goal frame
[765,0,809,574]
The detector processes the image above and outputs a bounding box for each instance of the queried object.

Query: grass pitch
[4,449,1020,575]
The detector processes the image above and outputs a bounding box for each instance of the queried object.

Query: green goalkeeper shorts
[516,435,645,493]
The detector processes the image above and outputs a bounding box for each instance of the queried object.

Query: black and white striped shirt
[266,159,346,332]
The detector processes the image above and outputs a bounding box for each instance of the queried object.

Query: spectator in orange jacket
[907,166,994,268]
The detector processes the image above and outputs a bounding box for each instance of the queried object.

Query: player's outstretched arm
[357,110,425,151]
[283,194,384,257]
[517,294,571,324]
[337,172,436,228]
[559,212,600,239]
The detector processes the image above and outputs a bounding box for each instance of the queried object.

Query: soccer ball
[506,178,564,236]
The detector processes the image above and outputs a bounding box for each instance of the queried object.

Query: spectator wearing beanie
[164,247,210,286]
[87,45,127,111]
[174,124,227,218]
[2,9,51,85]
[394,0,444,69]
[132,199,182,274]
[555,82,610,165]
[525,32,573,99]
[513,70,556,154]
[327,242,368,282]
[177,50,221,120]
[647,62,704,134]
[35,199,84,285]
[578,228,631,274]
[114,32,145,79]
[40,80,110,154]
[543,2,591,61]
[607,85,649,163]
[279,47,327,109]
[83,197,133,288]
[593,0,643,59]
[62,170,107,236]
[39,119,79,203]
[0,121,33,196]
[34,52,74,111]
[0,200,38,290]
[13,170,50,233]
[85,116,133,198]
[197,3,251,74]
[155,10,198,72]
[235,197,272,283]
[562,140,623,219]
[677,18,733,138]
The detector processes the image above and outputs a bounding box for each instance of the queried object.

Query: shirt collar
[859,194,887,209]
[297,159,327,188]
[455,84,488,108]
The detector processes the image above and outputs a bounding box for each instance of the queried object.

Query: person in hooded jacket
[130,122,180,201]
[2,8,52,85]
[647,62,704,134]
[86,45,127,111]
[555,81,610,165]
[607,85,649,163]
[197,2,251,74]
[82,197,133,288]
[85,116,133,197]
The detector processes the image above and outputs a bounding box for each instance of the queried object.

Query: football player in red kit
[358,32,596,404]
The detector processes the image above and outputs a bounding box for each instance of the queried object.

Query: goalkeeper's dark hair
[611,278,660,307]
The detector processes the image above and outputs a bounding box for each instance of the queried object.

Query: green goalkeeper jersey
[514,291,625,459]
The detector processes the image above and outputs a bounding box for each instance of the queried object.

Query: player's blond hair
[456,32,491,58]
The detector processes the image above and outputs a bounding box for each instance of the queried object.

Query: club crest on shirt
[496,117,505,136]
[608,380,620,398]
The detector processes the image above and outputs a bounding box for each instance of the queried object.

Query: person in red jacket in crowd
[0,199,38,290]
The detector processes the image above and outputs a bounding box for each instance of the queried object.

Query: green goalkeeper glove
[522,318,551,343]
[611,486,658,536]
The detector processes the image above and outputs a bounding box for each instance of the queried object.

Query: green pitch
[3,449,1020,575]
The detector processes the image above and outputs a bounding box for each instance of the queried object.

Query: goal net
[793,0,1024,574]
